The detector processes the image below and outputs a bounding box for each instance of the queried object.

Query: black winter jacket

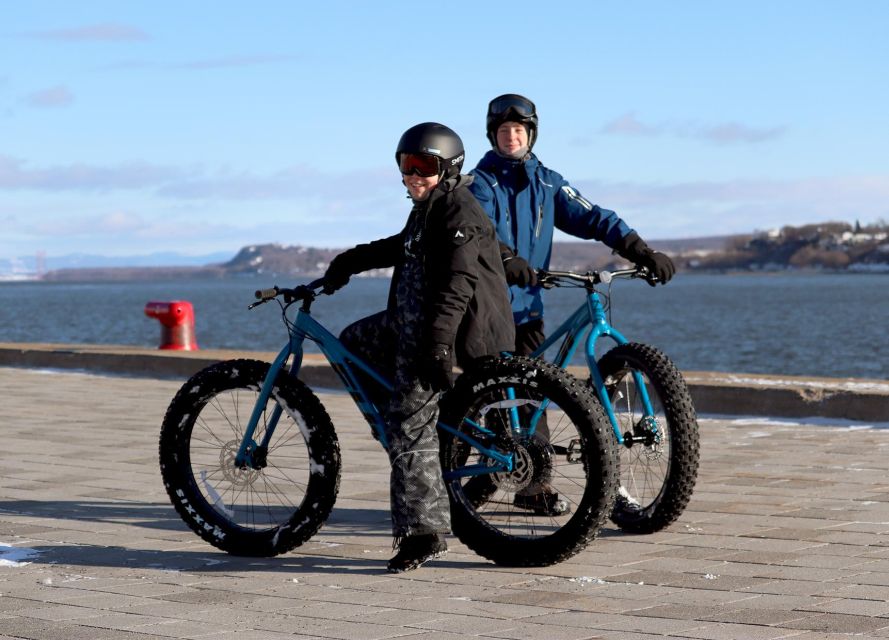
[336,175,515,364]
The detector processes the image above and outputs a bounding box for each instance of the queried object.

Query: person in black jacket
[322,122,515,573]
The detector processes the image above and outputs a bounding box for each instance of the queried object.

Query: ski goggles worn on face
[488,94,536,119]
[399,153,441,177]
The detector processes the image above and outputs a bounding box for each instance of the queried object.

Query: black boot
[387,534,448,573]
[514,484,571,516]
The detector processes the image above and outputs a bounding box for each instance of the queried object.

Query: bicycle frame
[530,273,657,445]
[233,294,515,480]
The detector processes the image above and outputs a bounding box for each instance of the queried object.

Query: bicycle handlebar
[538,266,654,288]
[250,278,327,309]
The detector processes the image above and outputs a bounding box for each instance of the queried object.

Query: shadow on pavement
[0,501,391,535]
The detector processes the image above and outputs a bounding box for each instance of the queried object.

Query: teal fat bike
[158,280,619,566]
[532,267,700,533]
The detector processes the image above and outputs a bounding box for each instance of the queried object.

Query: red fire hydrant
[144,301,199,350]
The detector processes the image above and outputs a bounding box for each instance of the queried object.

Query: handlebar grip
[255,287,278,300]
[307,277,327,291]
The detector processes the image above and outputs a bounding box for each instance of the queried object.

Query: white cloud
[0,155,397,203]
[0,155,183,190]
[25,85,74,108]
[30,211,147,236]
[157,165,395,201]
[96,54,299,73]
[601,112,659,136]
[27,23,149,42]
[601,112,786,145]
[571,175,889,238]
[172,54,300,70]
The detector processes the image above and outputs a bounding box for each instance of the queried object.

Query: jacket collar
[481,149,539,173]
[416,173,474,207]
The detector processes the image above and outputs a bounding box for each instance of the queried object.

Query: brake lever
[536,271,556,289]
[636,266,659,285]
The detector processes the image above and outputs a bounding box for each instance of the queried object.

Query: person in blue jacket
[470,93,675,516]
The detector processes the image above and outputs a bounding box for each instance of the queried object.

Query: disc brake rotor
[219,440,261,487]
[492,444,534,492]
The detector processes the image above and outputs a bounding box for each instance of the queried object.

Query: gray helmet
[395,122,465,179]
[486,93,538,151]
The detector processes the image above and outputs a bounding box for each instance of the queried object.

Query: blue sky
[2,1,887,262]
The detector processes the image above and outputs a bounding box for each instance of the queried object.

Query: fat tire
[597,343,699,534]
[159,359,341,556]
[439,356,618,566]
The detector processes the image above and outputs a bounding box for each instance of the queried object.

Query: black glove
[322,250,358,293]
[615,232,676,286]
[419,343,454,392]
[503,255,538,288]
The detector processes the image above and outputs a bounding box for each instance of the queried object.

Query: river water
[0,273,886,379]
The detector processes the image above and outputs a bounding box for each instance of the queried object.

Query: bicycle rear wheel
[597,343,699,534]
[159,359,341,556]
[439,356,618,566]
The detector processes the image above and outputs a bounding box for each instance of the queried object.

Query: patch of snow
[569,576,606,585]
[0,543,38,567]
[700,416,889,430]
[716,374,889,394]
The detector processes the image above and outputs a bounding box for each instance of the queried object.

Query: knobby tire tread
[599,343,699,534]
[158,359,341,556]
[440,356,619,566]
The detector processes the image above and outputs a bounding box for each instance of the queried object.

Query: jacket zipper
[506,208,517,250]
[535,204,543,238]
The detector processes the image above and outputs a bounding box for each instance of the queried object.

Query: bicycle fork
[233,340,304,470]
[584,298,657,445]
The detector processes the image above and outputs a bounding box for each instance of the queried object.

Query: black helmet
[486,93,538,151]
[395,122,465,179]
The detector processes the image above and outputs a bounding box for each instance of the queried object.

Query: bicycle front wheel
[439,356,618,566]
[598,343,699,534]
[159,359,341,556]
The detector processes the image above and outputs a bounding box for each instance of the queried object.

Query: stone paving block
[603,569,775,592]
[534,609,708,635]
[701,607,817,626]
[232,611,335,636]
[306,617,418,640]
[480,588,587,608]
[816,582,889,601]
[748,579,844,597]
[803,596,889,616]
[71,611,172,632]
[0,617,139,640]
[678,621,811,639]
[340,607,446,626]
[777,612,889,634]
[400,612,521,635]
[479,621,611,639]
[629,602,727,620]
[17,604,102,622]
[833,571,889,587]
[654,588,761,607]
[393,632,494,640]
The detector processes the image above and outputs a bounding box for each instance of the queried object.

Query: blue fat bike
[533,267,700,534]
[158,280,619,566]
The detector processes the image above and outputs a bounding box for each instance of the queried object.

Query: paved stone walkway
[2,366,889,639]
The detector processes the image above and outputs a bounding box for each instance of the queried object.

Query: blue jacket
[469,150,633,325]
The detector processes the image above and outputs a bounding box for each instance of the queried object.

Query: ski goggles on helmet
[488,94,536,120]
[398,153,441,177]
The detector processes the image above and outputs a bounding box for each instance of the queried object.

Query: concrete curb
[1,342,887,421]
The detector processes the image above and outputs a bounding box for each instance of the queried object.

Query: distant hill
[37,221,889,282]
[43,235,737,281]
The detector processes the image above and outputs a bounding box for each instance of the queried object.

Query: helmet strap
[493,145,530,162]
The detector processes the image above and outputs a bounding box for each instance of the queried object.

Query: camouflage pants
[340,311,451,537]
